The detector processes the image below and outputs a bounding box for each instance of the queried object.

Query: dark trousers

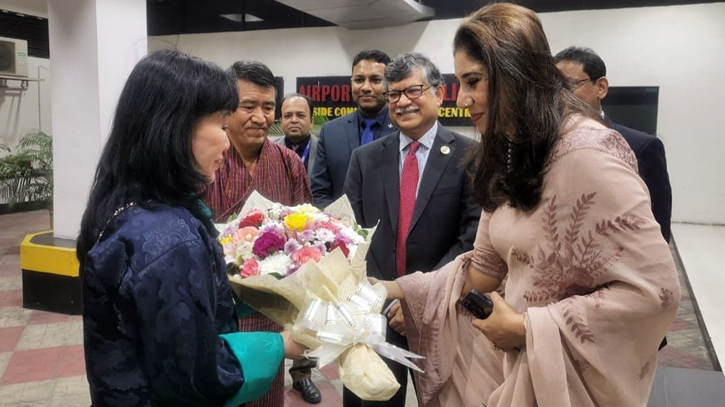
[289,357,317,383]
[342,325,415,407]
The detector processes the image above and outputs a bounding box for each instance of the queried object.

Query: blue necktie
[361,119,377,145]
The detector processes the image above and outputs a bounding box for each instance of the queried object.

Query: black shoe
[292,378,322,404]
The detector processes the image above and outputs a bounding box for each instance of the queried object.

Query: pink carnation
[252,231,286,258]
[291,246,323,265]
[241,258,260,277]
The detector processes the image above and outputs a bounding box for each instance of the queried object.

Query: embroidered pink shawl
[397,117,680,407]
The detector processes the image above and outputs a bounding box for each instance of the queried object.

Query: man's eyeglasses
[569,77,593,90]
[384,85,431,103]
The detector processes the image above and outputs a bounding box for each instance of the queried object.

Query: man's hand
[281,329,307,359]
[387,300,406,336]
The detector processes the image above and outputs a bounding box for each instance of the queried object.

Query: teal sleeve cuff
[232,291,255,318]
[220,332,284,407]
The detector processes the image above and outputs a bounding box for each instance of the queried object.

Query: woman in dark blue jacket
[76,49,304,407]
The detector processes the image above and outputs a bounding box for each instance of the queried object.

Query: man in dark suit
[274,92,321,404]
[555,46,672,242]
[275,93,318,175]
[343,52,481,407]
[310,50,397,209]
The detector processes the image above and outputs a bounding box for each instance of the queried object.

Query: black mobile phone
[459,289,494,319]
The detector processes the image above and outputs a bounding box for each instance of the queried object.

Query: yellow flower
[294,204,319,214]
[284,212,310,232]
[220,236,233,245]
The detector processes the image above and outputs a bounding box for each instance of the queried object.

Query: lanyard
[300,139,311,164]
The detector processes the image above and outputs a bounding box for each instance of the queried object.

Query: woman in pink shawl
[377,3,680,407]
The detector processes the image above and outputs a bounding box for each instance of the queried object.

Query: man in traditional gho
[204,60,312,407]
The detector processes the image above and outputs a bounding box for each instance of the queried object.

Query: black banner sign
[440,74,472,126]
[296,74,472,127]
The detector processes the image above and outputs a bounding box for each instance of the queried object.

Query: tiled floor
[655,238,717,370]
[0,210,719,406]
[0,211,90,407]
[670,223,725,370]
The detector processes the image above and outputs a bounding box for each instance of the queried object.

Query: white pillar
[48,0,146,239]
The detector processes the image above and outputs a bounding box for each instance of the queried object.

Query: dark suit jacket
[610,122,672,242]
[310,110,396,209]
[273,135,318,175]
[344,125,481,280]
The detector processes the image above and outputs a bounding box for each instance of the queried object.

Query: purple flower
[312,241,327,254]
[298,229,316,243]
[335,232,354,245]
[284,239,303,255]
[253,231,286,258]
[259,223,281,234]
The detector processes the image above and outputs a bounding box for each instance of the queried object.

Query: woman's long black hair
[76,49,238,263]
[455,3,596,212]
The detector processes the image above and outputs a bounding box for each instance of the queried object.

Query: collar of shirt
[285,135,311,149]
[398,121,438,188]
[399,121,438,154]
[356,107,388,129]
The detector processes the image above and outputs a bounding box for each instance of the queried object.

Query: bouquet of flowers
[219,199,368,280]
[216,192,423,401]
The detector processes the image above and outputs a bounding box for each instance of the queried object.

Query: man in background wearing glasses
[343,52,481,407]
[555,46,672,245]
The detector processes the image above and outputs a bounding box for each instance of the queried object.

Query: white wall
[542,5,725,226]
[150,3,725,225]
[49,0,147,239]
[0,0,51,151]
[0,58,52,151]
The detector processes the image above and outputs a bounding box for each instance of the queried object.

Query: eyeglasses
[569,77,593,90]
[384,85,431,103]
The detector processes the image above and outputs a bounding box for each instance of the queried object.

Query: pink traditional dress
[205,138,312,407]
[397,116,680,407]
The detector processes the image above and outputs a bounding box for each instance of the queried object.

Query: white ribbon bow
[296,282,425,372]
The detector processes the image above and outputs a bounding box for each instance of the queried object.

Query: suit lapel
[380,133,401,234]
[345,115,360,153]
[410,127,455,231]
[308,137,318,175]
[381,110,397,137]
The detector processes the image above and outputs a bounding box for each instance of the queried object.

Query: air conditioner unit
[0,36,29,78]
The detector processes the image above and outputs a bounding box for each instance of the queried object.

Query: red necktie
[396,141,420,277]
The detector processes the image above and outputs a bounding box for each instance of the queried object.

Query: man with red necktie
[343,52,481,407]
